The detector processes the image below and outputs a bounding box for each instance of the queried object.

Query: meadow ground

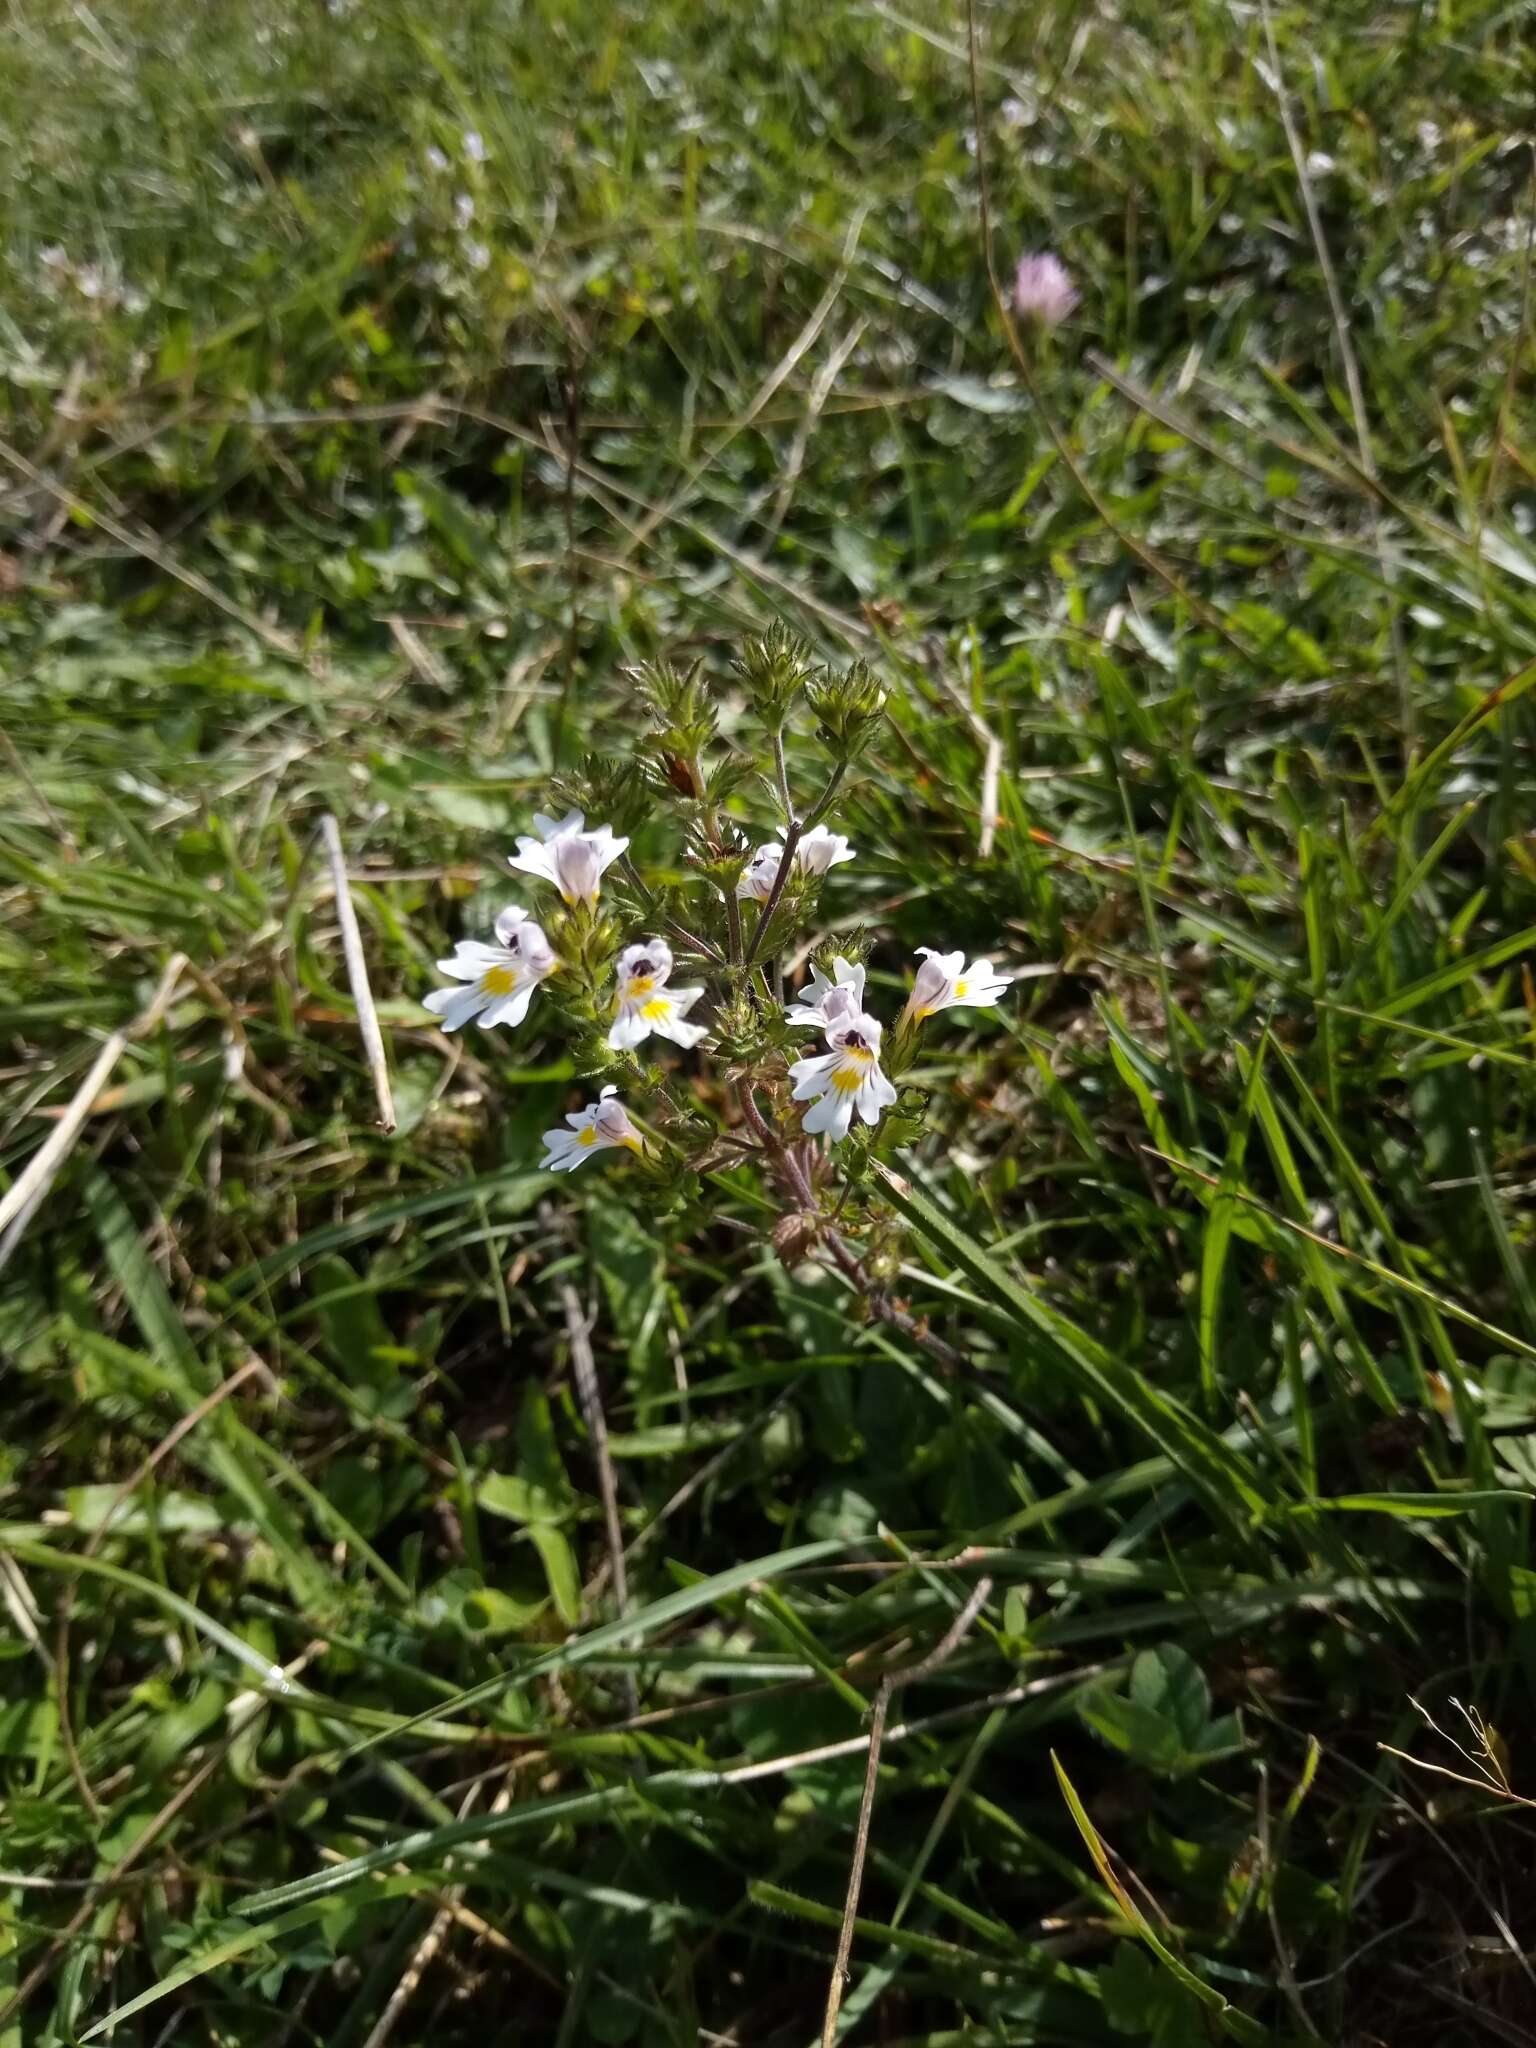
[4,1,1536,2042]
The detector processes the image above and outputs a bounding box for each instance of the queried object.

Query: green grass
[4,0,1536,2042]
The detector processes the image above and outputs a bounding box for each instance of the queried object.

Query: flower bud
[772,1210,822,1267]
[631,657,718,764]
[734,624,819,729]
[806,659,888,762]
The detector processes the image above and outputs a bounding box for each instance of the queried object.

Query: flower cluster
[420,637,1018,1191]
[784,950,1010,1141]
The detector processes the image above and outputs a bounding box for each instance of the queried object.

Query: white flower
[796,824,855,876]
[423,145,449,173]
[736,845,780,901]
[608,939,707,1052]
[541,1085,644,1172]
[736,824,855,901]
[423,905,556,1032]
[789,1012,897,1142]
[904,948,1012,1020]
[785,956,865,1029]
[509,810,629,905]
[463,128,488,162]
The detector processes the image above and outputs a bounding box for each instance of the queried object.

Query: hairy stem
[735,1078,971,1379]
[799,758,848,839]
[771,725,793,825]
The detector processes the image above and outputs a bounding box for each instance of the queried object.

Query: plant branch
[735,1081,976,1381]
[743,759,848,967]
[800,758,849,838]
[771,726,793,824]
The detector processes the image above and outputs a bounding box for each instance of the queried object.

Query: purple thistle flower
[1013,252,1078,329]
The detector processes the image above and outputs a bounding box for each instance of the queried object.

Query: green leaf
[1299,1490,1531,1518]
[138,1679,228,1778]
[1081,1690,1186,1772]
[529,1522,582,1625]
[1198,1033,1266,1410]
[307,1252,397,1392]
[476,1386,578,1525]
[1130,1644,1211,1750]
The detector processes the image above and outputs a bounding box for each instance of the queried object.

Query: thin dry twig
[0,1555,51,1677]
[819,1575,994,2048]
[448,395,871,644]
[760,317,869,541]
[319,813,397,1134]
[0,951,187,1270]
[622,204,870,565]
[1378,1744,1536,1810]
[0,720,69,840]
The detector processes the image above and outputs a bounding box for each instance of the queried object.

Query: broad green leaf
[1130,1644,1210,1750]
[307,1252,397,1392]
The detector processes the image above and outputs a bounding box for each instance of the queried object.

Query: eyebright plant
[422,630,1012,1338]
